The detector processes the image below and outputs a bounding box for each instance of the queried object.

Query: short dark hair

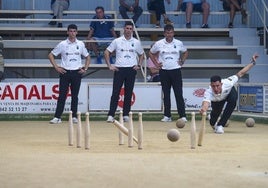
[95,6,104,12]
[125,21,134,27]
[210,75,222,83]
[164,24,174,32]
[67,24,77,31]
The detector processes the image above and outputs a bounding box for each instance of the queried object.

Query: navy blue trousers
[54,70,82,118]
[210,87,238,127]
[108,67,137,117]
[160,68,186,118]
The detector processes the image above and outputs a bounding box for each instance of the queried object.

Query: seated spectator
[177,0,210,28]
[147,0,173,28]
[119,0,143,26]
[220,0,247,28]
[147,56,160,82]
[86,6,117,64]
[49,0,70,28]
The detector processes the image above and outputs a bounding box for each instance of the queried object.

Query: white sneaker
[123,116,129,122]
[161,116,172,122]
[180,117,187,122]
[106,116,114,123]
[215,125,224,134]
[49,117,62,124]
[72,117,78,124]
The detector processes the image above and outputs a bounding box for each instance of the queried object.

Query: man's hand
[55,66,66,74]
[251,53,259,64]
[109,64,119,71]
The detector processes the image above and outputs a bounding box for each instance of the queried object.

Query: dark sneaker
[155,23,160,28]
[57,23,62,28]
[201,24,209,28]
[48,21,56,25]
[186,22,191,28]
[228,22,233,28]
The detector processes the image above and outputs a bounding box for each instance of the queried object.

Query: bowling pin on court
[85,112,90,150]
[68,111,74,146]
[76,112,82,148]
[128,112,134,148]
[138,112,143,150]
[119,110,124,145]
[190,112,196,149]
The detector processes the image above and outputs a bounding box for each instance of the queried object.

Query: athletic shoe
[155,23,160,28]
[123,116,129,122]
[106,116,114,123]
[201,24,209,28]
[50,117,62,124]
[215,125,224,134]
[48,16,56,25]
[228,22,233,28]
[186,22,191,28]
[57,23,62,28]
[72,117,78,124]
[161,116,172,122]
[48,21,56,25]
[180,117,187,122]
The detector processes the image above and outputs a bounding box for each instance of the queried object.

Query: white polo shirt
[106,35,144,67]
[51,38,89,70]
[203,75,239,103]
[150,38,187,70]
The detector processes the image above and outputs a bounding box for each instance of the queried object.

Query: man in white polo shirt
[48,24,91,124]
[104,21,144,122]
[200,54,258,134]
[149,24,189,123]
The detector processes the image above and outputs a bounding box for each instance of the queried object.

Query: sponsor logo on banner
[193,88,206,97]
[0,82,87,114]
[118,88,136,108]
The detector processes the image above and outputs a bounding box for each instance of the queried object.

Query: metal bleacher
[0,0,268,83]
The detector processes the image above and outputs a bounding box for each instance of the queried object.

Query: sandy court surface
[0,119,267,188]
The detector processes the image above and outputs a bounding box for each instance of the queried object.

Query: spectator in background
[176,0,210,28]
[147,56,160,82]
[147,0,173,28]
[149,24,188,122]
[220,0,247,28]
[119,0,143,26]
[104,22,144,123]
[147,43,160,82]
[49,0,70,28]
[86,6,117,64]
[48,24,91,124]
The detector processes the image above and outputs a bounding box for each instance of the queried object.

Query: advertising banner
[89,84,207,111]
[171,86,207,111]
[88,84,162,111]
[0,82,88,114]
[239,85,263,113]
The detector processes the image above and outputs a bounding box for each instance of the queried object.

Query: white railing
[252,0,268,50]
